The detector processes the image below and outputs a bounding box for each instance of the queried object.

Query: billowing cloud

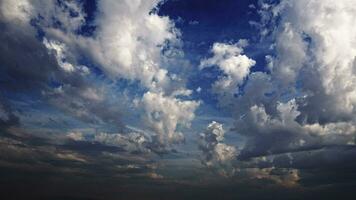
[0,0,124,127]
[87,0,178,91]
[140,91,200,147]
[199,121,237,176]
[0,0,199,148]
[84,0,199,147]
[200,41,256,106]
[203,0,356,168]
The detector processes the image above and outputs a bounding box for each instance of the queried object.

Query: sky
[1,0,356,199]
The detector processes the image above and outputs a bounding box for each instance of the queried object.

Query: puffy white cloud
[200,0,356,163]
[0,0,200,148]
[86,0,179,91]
[0,0,122,127]
[80,0,200,146]
[262,0,356,123]
[140,91,200,145]
[199,121,237,176]
[200,41,256,105]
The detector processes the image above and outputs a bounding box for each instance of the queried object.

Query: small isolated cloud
[199,121,237,176]
[200,41,256,106]
[188,20,199,25]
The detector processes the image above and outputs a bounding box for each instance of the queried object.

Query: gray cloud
[0,99,20,131]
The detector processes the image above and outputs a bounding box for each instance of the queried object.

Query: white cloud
[196,0,356,162]
[86,0,178,91]
[199,121,237,176]
[140,91,200,145]
[43,38,76,72]
[200,41,256,105]
[256,0,356,122]
[83,0,200,146]
[0,0,200,148]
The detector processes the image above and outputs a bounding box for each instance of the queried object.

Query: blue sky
[1,0,356,199]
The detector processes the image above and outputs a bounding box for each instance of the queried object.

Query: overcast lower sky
[1,0,356,199]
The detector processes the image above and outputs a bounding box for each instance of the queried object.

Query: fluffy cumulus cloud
[140,91,199,146]
[0,0,199,149]
[87,0,178,90]
[253,0,356,123]
[0,0,124,127]
[85,0,200,147]
[202,0,356,170]
[200,40,256,106]
[199,121,237,176]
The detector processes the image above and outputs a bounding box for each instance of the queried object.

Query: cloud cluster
[0,0,125,127]
[84,0,200,147]
[200,0,356,173]
[0,0,199,149]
